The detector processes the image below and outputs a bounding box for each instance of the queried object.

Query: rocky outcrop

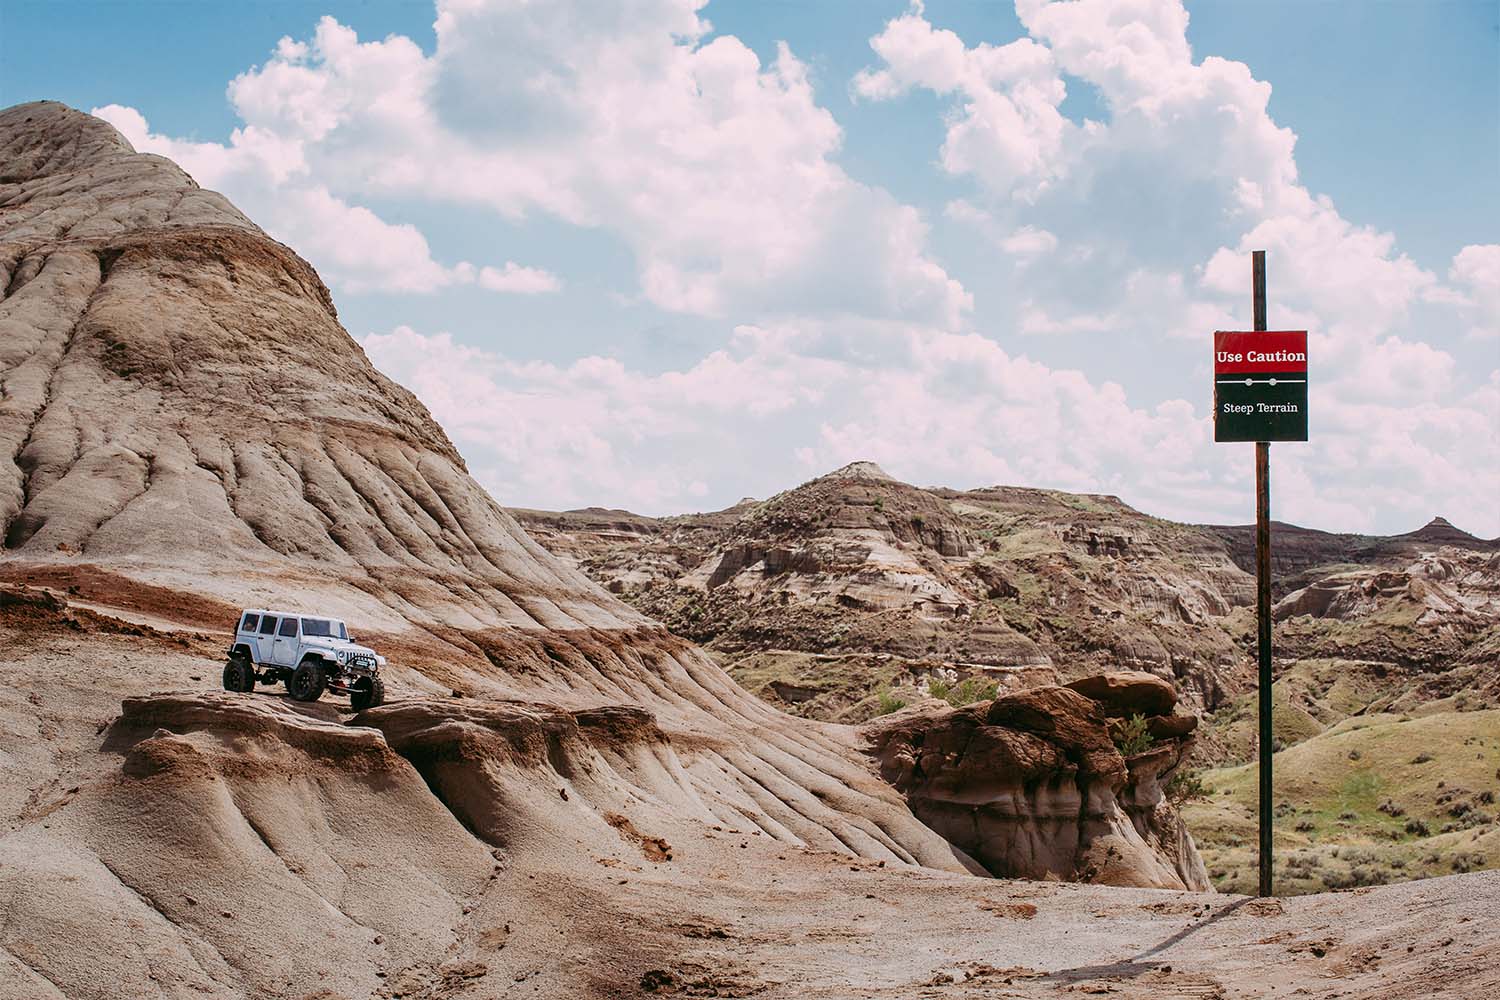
[865,675,1209,890]
[1065,670,1177,717]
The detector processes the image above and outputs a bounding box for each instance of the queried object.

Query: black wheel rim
[292,671,309,698]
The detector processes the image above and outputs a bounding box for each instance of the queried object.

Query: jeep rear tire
[289,660,326,702]
[350,675,385,711]
[222,656,254,693]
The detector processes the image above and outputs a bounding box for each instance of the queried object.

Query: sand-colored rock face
[866,683,1210,890]
[5,102,1498,1000]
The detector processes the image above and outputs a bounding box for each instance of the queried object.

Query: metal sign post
[1213,250,1308,898]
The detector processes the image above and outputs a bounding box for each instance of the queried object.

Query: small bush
[1113,714,1155,757]
[1404,819,1431,837]
[1167,769,1210,807]
[1348,749,1362,761]
[1411,753,1434,764]
[875,686,907,716]
[1294,819,1316,832]
[943,675,998,707]
[1377,799,1405,817]
[873,497,885,513]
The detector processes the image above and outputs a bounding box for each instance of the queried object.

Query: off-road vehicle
[223,609,386,709]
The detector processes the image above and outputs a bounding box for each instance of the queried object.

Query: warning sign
[1213,330,1308,443]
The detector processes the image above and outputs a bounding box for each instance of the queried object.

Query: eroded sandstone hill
[0,101,1209,1000]
[3,102,1497,1000]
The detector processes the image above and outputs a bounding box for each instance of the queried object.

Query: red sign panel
[1214,331,1308,374]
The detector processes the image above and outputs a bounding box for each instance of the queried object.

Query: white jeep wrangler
[223,609,386,709]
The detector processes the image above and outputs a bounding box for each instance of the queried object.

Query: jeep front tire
[289,660,326,702]
[350,675,385,711]
[222,655,255,693]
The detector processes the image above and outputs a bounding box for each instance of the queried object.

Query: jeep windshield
[300,618,348,640]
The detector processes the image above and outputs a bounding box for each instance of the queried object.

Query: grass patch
[1185,708,1500,894]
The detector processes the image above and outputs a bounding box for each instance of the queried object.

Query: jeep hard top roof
[238,609,347,624]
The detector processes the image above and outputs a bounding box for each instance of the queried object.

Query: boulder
[1146,710,1199,740]
[1066,670,1177,718]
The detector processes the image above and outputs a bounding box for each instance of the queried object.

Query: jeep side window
[278,617,298,638]
[241,613,259,632]
[258,616,277,635]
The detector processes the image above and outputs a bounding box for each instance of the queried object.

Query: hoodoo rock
[866,678,1209,890]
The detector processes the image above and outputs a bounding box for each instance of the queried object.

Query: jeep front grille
[348,653,378,671]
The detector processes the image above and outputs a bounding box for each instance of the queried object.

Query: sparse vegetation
[875,685,907,716]
[1167,768,1210,807]
[1113,714,1155,757]
[1184,709,1500,895]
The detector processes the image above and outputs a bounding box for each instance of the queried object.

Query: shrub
[1113,714,1155,757]
[1411,753,1433,764]
[875,686,907,716]
[926,677,951,701]
[1377,799,1405,817]
[873,497,885,513]
[944,676,998,707]
[1167,769,1210,807]
[1405,819,1431,837]
[1294,819,1316,833]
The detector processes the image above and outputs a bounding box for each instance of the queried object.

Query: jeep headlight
[336,649,347,663]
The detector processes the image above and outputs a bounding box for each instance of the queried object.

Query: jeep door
[272,616,300,667]
[255,615,279,663]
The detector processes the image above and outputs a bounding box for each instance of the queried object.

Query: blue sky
[2,0,1497,533]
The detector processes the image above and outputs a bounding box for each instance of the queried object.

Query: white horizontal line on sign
[1216,378,1307,386]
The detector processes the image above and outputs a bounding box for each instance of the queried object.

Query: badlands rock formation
[514,465,1259,721]
[868,673,1207,889]
[3,102,1497,1000]
[513,468,1499,737]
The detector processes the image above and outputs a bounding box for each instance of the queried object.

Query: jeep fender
[302,650,339,667]
[230,642,256,663]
